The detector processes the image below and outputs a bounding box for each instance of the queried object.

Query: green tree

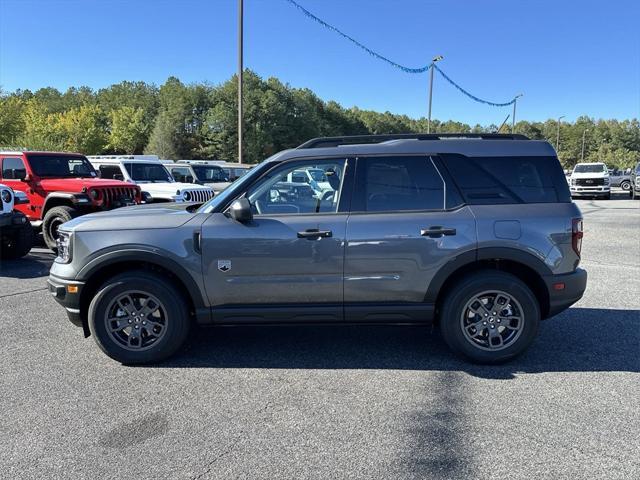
[145,110,179,159]
[57,104,107,154]
[109,106,150,154]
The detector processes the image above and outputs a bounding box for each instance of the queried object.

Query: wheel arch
[428,248,552,320]
[42,193,78,216]
[77,250,210,337]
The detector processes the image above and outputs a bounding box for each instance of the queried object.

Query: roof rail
[297,133,530,149]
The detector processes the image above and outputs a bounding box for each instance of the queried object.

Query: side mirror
[12,168,27,181]
[229,198,253,223]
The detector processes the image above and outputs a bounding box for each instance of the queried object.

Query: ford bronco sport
[48,134,587,365]
[0,183,33,259]
[0,151,142,249]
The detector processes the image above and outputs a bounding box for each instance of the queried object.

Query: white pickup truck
[569,162,610,199]
[0,183,33,259]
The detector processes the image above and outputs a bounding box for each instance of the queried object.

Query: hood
[38,178,138,192]
[60,203,196,232]
[571,172,609,179]
[203,181,232,192]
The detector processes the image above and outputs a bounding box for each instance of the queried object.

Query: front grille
[99,187,140,208]
[575,178,604,186]
[184,189,214,203]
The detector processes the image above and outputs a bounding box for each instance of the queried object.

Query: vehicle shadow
[0,249,54,279]
[158,307,640,378]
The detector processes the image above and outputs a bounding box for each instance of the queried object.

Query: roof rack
[297,133,530,149]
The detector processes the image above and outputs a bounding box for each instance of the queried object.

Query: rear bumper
[47,274,85,328]
[544,268,587,318]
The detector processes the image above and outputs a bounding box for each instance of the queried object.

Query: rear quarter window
[441,154,570,204]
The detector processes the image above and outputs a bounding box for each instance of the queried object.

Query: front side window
[1,157,26,179]
[124,162,173,182]
[99,165,124,180]
[359,156,444,212]
[27,154,96,178]
[246,159,346,215]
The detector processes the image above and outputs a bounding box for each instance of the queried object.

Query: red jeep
[0,151,141,249]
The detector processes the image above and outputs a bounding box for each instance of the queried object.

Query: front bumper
[543,268,588,318]
[47,274,85,329]
[570,186,610,196]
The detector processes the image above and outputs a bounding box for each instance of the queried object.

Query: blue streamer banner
[284,0,516,107]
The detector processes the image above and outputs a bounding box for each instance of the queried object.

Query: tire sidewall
[440,272,540,364]
[42,206,77,250]
[88,273,190,364]
[1,221,33,259]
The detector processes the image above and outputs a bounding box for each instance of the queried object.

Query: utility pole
[556,115,565,153]
[581,129,588,161]
[237,0,244,164]
[427,55,443,134]
[511,94,523,132]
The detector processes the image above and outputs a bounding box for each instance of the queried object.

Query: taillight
[572,218,583,257]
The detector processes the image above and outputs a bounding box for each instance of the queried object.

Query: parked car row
[567,161,639,199]
[0,151,248,251]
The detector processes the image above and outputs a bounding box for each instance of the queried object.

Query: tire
[42,206,79,250]
[620,180,631,191]
[88,271,191,364]
[0,220,34,259]
[439,271,540,364]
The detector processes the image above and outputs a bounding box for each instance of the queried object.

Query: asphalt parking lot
[1,191,639,479]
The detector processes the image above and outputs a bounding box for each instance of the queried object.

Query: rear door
[344,155,477,316]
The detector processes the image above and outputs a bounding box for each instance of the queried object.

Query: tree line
[1,70,639,169]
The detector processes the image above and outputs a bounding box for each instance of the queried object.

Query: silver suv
[48,134,587,364]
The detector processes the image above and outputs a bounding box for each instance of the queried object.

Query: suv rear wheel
[88,271,190,364]
[439,271,540,363]
[42,206,79,250]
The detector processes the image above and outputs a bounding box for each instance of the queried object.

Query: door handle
[297,228,333,239]
[421,226,457,238]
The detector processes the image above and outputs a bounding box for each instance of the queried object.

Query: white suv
[570,162,610,199]
[87,156,214,204]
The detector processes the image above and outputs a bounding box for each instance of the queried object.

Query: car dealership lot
[1,192,638,479]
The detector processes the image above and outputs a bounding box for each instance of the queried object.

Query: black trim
[298,134,530,149]
[47,275,85,329]
[424,250,477,303]
[476,247,553,276]
[77,248,210,323]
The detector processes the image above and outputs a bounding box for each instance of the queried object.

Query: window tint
[99,165,124,180]
[2,157,26,179]
[124,162,172,182]
[441,154,570,204]
[361,156,444,212]
[28,155,96,178]
[247,160,345,215]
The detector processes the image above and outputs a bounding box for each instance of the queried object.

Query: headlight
[1,189,12,204]
[56,231,72,263]
[571,179,576,186]
[183,191,192,201]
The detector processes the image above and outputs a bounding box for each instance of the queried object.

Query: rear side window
[441,154,570,204]
[1,157,26,179]
[356,156,444,212]
[99,165,124,179]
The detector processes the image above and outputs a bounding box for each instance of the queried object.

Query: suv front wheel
[42,206,79,250]
[88,271,191,364]
[439,271,540,364]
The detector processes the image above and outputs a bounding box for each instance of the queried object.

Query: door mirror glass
[229,198,253,223]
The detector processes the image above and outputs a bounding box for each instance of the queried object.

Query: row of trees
[1,71,639,169]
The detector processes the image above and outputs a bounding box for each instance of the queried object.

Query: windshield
[574,164,607,173]
[192,166,229,182]
[124,162,173,182]
[28,154,97,178]
[198,161,272,213]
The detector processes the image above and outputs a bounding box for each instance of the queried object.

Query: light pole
[427,55,444,134]
[237,0,243,164]
[556,115,565,153]
[511,93,523,132]
[581,129,589,161]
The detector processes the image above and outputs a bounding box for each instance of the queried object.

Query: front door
[201,157,351,323]
[344,155,477,315]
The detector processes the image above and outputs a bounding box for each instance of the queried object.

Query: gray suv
[48,134,587,364]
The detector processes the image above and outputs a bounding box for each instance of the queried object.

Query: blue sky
[1,0,638,124]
